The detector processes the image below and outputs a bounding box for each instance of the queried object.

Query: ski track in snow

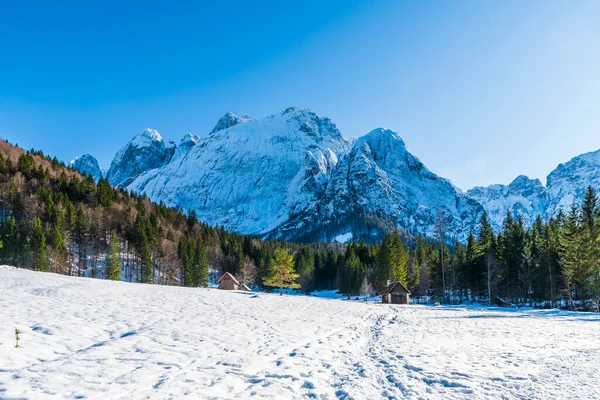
[1,266,599,399]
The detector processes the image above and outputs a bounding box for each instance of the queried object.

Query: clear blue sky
[1,0,600,190]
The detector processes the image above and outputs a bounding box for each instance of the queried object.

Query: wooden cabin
[381,281,411,304]
[217,272,239,290]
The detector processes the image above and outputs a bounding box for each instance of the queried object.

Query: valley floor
[1,266,599,399]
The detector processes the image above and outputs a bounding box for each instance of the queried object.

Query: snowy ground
[1,266,599,399]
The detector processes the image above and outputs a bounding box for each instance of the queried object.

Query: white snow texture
[1,267,599,399]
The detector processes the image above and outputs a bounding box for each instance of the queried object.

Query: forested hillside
[1,139,599,311]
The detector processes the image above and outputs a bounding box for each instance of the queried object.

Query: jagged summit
[130,128,165,145]
[69,154,103,182]
[209,112,255,135]
[173,133,200,160]
[106,128,176,188]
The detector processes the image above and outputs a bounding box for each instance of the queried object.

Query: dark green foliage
[31,217,50,272]
[194,237,209,287]
[105,231,122,281]
[1,140,600,311]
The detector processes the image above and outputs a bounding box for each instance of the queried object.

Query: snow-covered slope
[128,107,350,235]
[106,129,176,188]
[546,149,600,216]
[2,266,599,399]
[277,128,483,241]
[69,154,103,181]
[467,175,548,230]
[469,149,600,230]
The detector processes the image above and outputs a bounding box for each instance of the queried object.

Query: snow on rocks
[106,128,176,188]
[1,267,599,399]
[127,107,350,237]
[69,154,103,182]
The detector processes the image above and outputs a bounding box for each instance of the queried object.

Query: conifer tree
[376,234,393,291]
[193,237,209,287]
[105,231,122,281]
[139,229,153,284]
[31,217,50,272]
[560,204,586,301]
[263,249,300,295]
[581,186,600,311]
[75,204,88,276]
[390,231,408,286]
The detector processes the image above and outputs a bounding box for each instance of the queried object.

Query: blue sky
[1,0,600,190]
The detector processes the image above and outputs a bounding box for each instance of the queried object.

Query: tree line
[1,139,599,311]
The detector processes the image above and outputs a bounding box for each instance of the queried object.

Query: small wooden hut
[381,281,411,304]
[217,272,239,290]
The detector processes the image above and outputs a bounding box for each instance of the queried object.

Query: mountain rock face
[545,149,600,217]
[467,175,548,230]
[469,149,600,230]
[99,107,600,242]
[173,133,200,160]
[209,112,255,135]
[69,154,103,181]
[122,108,485,242]
[106,129,176,188]
[128,108,350,237]
[275,128,483,241]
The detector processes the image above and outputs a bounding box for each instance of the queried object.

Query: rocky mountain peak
[69,154,103,182]
[209,112,255,135]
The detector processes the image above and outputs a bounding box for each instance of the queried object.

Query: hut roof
[239,284,252,292]
[382,281,411,295]
[217,272,239,285]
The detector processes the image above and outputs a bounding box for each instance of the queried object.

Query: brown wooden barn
[217,272,239,290]
[381,281,411,304]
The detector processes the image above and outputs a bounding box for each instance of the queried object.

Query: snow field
[1,266,599,399]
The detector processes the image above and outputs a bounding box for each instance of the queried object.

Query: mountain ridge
[71,107,600,242]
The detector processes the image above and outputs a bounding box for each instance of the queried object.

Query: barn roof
[382,281,411,295]
[217,272,239,285]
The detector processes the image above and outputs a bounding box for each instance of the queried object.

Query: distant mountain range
[70,107,600,242]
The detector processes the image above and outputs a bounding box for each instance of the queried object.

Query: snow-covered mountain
[545,149,600,217]
[106,128,176,188]
[127,107,350,237]
[115,108,485,241]
[69,154,103,181]
[468,149,600,230]
[467,175,548,230]
[96,107,600,241]
[275,128,483,241]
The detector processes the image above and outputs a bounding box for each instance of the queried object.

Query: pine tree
[263,249,300,295]
[75,204,88,276]
[193,238,209,287]
[139,229,153,284]
[105,231,122,281]
[179,236,194,287]
[31,217,50,272]
[560,204,586,302]
[340,247,364,296]
[376,234,393,291]
[390,231,408,286]
[581,186,600,311]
